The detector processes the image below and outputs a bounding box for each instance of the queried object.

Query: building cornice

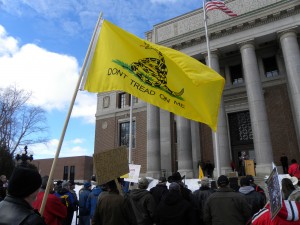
[147,1,300,51]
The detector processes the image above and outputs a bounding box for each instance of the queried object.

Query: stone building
[94,0,300,178]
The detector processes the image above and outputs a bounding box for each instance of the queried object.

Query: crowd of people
[1,161,300,225]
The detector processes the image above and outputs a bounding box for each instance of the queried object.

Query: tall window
[119,121,136,148]
[263,56,278,77]
[229,64,244,85]
[118,93,126,108]
[63,166,69,180]
[228,111,253,146]
[70,166,75,181]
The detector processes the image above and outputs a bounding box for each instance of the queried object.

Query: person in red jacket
[288,159,300,177]
[251,200,300,225]
[33,176,67,225]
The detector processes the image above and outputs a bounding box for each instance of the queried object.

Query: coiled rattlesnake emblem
[130,42,184,97]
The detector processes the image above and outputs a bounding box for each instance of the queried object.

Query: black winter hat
[8,166,42,198]
[217,175,229,187]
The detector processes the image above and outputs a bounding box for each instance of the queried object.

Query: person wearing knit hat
[128,177,156,224]
[0,166,47,225]
[204,175,251,225]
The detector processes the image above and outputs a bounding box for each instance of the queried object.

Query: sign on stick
[93,147,129,185]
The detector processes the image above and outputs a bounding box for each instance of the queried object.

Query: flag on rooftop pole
[205,0,238,17]
[82,20,225,131]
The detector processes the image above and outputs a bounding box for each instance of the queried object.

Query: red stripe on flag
[205,1,238,17]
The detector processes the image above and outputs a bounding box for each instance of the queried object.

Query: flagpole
[39,12,103,216]
[203,0,221,178]
[128,95,133,164]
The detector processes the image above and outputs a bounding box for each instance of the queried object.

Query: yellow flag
[199,165,204,179]
[84,20,225,131]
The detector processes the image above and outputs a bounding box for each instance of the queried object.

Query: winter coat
[149,183,168,205]
[192,186,214,223]
[129,189,156,225]
[92,192,137,225]
[251,200,300,225]
[86,186,102,219]
[33,191,67,225]
[239,186,265,216]
[288,163,300,177]
[78,187,91,216]
[288,189,300,202]
[0,195,47,225]
[55,187,76,225]
[155,190,196,225]
[203,186,252,225]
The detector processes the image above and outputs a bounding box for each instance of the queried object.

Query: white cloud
[0,26,97,122]
[0,25,18,56]
[30,138,92,159]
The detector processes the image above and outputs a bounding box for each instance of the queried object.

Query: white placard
[124,164,141,183]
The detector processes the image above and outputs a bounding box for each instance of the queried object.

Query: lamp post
[15,146,33,167]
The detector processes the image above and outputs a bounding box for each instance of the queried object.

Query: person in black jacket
[238,177,265,216]
[0,165,46,225]
[204,175,251,225]
[150,177,169,205]
[192,177,214,224]
[129,177,156,225]
[155,182,196,225]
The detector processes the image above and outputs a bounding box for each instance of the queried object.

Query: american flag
[205,0,238,17]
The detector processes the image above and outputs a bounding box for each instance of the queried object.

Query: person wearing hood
[251,200,300,225]
[150,177,169,205]
[86,185,102,223]
[238,177,265,216]
[78,181,92,225]
[129,177,156,225]
[155,182,196,225]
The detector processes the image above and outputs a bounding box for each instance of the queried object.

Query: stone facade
[94,0,300,178]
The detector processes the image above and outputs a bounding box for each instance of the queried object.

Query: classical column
[146,104,161,178]
[279,30,300,147]
[205,52,231,176]
[239,41,273,175]
[160,109,172,177]
[176,115,194,178]
[190,120,201,176]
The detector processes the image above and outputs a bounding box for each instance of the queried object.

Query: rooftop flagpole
[203,0,221,178]
[39,12,103,216]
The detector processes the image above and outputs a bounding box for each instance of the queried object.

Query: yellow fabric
[199,165,204,179]
[84,20,225,131]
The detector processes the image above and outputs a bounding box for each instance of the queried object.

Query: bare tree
[0,86,49,155]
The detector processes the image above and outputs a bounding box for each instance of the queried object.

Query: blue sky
[0,0,202,159]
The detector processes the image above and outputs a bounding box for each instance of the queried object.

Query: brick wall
[32,156,93,181]
[264,84,299,164]
[95,110,148,173]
